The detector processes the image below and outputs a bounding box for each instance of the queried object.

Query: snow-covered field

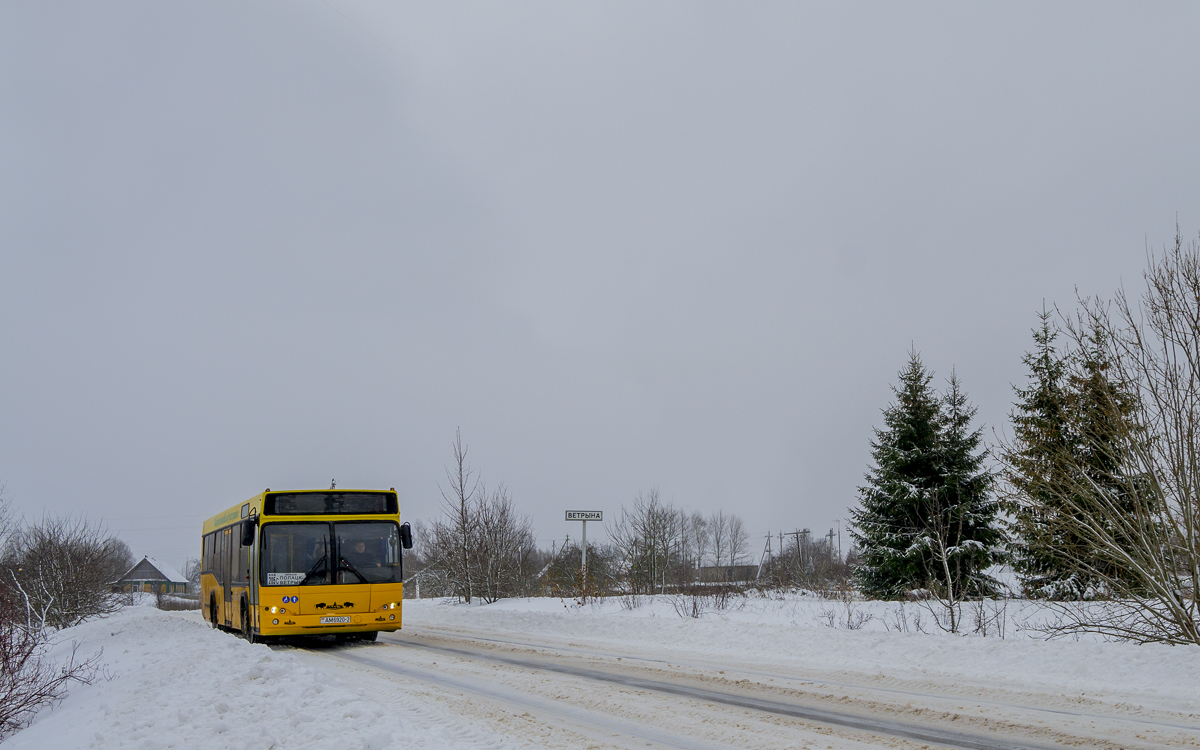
[9,594,1200,749]
[407,592,1200,710]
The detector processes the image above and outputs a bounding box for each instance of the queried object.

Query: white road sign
[565,510,602,521]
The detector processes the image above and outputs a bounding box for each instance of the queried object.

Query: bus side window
[235,523,249,583]
[223,529,232,587]
[203,533,213,573]
[215,531,226,587]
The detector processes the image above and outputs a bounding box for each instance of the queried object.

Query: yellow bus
[201,488,413,643]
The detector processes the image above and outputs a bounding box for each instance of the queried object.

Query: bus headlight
[272,619,279,625]
[389,614,395,620]
[279,608,286,614]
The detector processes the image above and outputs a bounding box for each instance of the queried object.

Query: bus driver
[344,538,382,575]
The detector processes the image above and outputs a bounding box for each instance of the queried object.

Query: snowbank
[6,606,529,750]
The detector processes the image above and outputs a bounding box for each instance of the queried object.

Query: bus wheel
[241,600,257,644]
[209,595,218,629]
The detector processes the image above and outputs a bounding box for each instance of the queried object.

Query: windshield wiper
[338,556,369,584]
[299,538,329,585]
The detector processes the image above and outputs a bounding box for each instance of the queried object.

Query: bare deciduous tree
[1006,231,1200,644]
[724,515,748,567]
[0,618,99,739]
[610,498,754,593]
[1,516,132,630]
[473,484,539,603]
[708,511,728,569]
[684,512,710,573]
[437,428,478,603]
[183,557,202,590]
[913,494,978,633]
[611,490,683,594]
[704,511,748,567]
[0,493,101,738]
[425,431,543,602]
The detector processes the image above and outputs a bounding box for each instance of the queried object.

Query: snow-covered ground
[9,593,1200,749]
[407,592,1200,710]
[6,600,533,750]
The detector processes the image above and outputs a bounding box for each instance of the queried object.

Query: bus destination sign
[565,510,602,521]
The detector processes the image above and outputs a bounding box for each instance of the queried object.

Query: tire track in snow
[409,624,1200,735]
[325,649,736,750]
[367,636,1071,750]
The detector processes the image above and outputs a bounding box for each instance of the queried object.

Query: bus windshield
[261,522,401,586]
[335,522,402,584]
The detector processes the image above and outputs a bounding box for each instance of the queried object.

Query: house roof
[118,556,189,584]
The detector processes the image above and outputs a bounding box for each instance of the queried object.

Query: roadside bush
[0,615,99,738]
[541,542,620,599]
[0,500,104,738]
[1,516,132,629]
[669,584,746,618]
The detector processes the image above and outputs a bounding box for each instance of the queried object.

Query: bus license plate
[320,616,351,624]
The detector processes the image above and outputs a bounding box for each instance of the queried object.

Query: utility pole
[756,533,772,581]
[792,529,813,570]
[835,519,842,562]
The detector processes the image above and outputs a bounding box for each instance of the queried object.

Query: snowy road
[290,622,1200,750]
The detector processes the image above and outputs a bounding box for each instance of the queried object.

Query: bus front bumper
[258,612,401,636]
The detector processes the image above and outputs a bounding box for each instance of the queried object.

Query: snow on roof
[120,556,189,584]
[147,557,189,583]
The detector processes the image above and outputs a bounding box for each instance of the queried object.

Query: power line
[104,511,207,518]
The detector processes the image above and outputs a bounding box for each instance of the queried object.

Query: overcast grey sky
[2,2,1198,571]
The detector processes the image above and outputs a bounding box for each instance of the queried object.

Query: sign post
[565,510,602,585]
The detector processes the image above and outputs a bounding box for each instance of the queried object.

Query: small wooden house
[113,556,190,594]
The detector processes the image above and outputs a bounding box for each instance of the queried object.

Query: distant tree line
[608,490,752,595]
[410,434,780,601]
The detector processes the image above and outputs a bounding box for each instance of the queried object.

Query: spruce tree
[1004,310,1079,597]
[1006,313,1142,598]
[933,373,1003,597]
[850,353,1000,598]
[1064,323,1143,591]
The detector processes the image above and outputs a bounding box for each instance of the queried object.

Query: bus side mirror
[241,519,257,547]
[399,522,413,550]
